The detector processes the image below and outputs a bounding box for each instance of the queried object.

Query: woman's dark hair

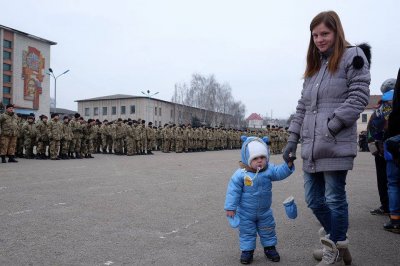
[304,11,350,78]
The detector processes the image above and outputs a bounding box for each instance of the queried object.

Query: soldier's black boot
[8,156,18,163]
[88,154,94,158]
[1,155,6,163]
[70,152,76,159]
[76,153,82,159]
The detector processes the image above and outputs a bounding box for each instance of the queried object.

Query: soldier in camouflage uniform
[0,104,19,163]
[162,124,171,153]
[36,115,50,160]
[94,120,102,153]
[182,124,189,152]
[16,113,25,158]
[114,118,125,155]
[156,126,163,151]
[48,113,63,160]
[187,124,193,152]
[175,124,183,153]
[100,120,111,154]
[146,122,155,154]
[22,115,36,159]
[84,119,96,158]
[125,121,135,156]
[60,116,72,159]
[69,113,83,159]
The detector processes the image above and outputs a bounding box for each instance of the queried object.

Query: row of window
[2,40,13,105]
[84,105,137,116]
[84,105,164,117]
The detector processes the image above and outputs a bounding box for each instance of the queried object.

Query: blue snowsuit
[224,137,294,251]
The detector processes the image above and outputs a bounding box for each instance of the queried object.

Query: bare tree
[172,73,246,127]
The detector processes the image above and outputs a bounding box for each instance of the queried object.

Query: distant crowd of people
[0,105,290,162]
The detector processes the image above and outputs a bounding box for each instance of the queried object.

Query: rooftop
[0,24,57,45]
[246,113,263,121]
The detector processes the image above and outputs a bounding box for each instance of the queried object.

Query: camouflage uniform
[48,116,63,160]
[114,120,125,155]
[162,124,171,153]
[16,116,25,157]
[36,117,50,159]
[60,118,73,159]
[0,110,19,161]
[146,124,155,154]
[175,125,183,153]
[22,118,36,159]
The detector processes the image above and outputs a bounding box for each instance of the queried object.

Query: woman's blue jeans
[304,170,348,242]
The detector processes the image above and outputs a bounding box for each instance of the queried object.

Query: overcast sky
[2,0,399,118]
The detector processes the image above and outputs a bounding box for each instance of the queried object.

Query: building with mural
[0,24,56,116]
[76,94,237,128]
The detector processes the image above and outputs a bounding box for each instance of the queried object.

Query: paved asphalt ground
[0,150,399,266]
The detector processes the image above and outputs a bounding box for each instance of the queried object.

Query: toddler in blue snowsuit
[224,136,294,264]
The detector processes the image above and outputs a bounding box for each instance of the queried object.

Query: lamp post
[141,90,159,123]
[47,68,70,109]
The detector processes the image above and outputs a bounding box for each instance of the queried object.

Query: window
[362,113,368,123]
[112,106,116,115]
[130,105,135,114]
[3,87,11,94]
[2,97,10,105]
[3,51,11,60]
[159,121,161,127]
[155,121,157,127]
[159,107,162,116]
[3,40,12,48]
[3,74,11,83]
[94,107,99,116]
[85,108,90,116]
[170,109,173,118]
[121,106,126,115]
[102,107,108,115]
[155,107,157,116]
[3,63,11,71]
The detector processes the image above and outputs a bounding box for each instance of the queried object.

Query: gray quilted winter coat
[288,46,371,173]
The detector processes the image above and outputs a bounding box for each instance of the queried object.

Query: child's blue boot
[264,246,280,262]
[240,250,254,264]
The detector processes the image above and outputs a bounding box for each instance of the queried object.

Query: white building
[0,24,56,116]
[76,94,236,128]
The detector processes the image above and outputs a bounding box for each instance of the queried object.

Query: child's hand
[226,210,236,217]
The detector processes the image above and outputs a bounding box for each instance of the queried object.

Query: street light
[47,68,70,109]
[141,90,159,123]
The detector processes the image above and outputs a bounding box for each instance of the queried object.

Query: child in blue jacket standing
[225,136,295,264]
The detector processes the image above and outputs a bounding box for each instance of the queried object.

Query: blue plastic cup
[283,196,297,219]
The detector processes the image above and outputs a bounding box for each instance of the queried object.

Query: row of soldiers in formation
[1,107,289,163]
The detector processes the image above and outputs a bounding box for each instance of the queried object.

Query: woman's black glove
[283,141,297,163]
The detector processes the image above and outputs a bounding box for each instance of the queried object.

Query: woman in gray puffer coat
[283,11,370,266]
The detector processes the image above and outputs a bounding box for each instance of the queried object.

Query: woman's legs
[304,170,348,242]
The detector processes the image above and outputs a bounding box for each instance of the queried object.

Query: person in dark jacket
[366,81,396,216]
[383,68,400,233]
[283,11,370,265]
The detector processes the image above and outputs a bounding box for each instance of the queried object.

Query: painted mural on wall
[22,46,44,110]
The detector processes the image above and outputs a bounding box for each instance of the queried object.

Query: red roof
[246,113,263,121]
